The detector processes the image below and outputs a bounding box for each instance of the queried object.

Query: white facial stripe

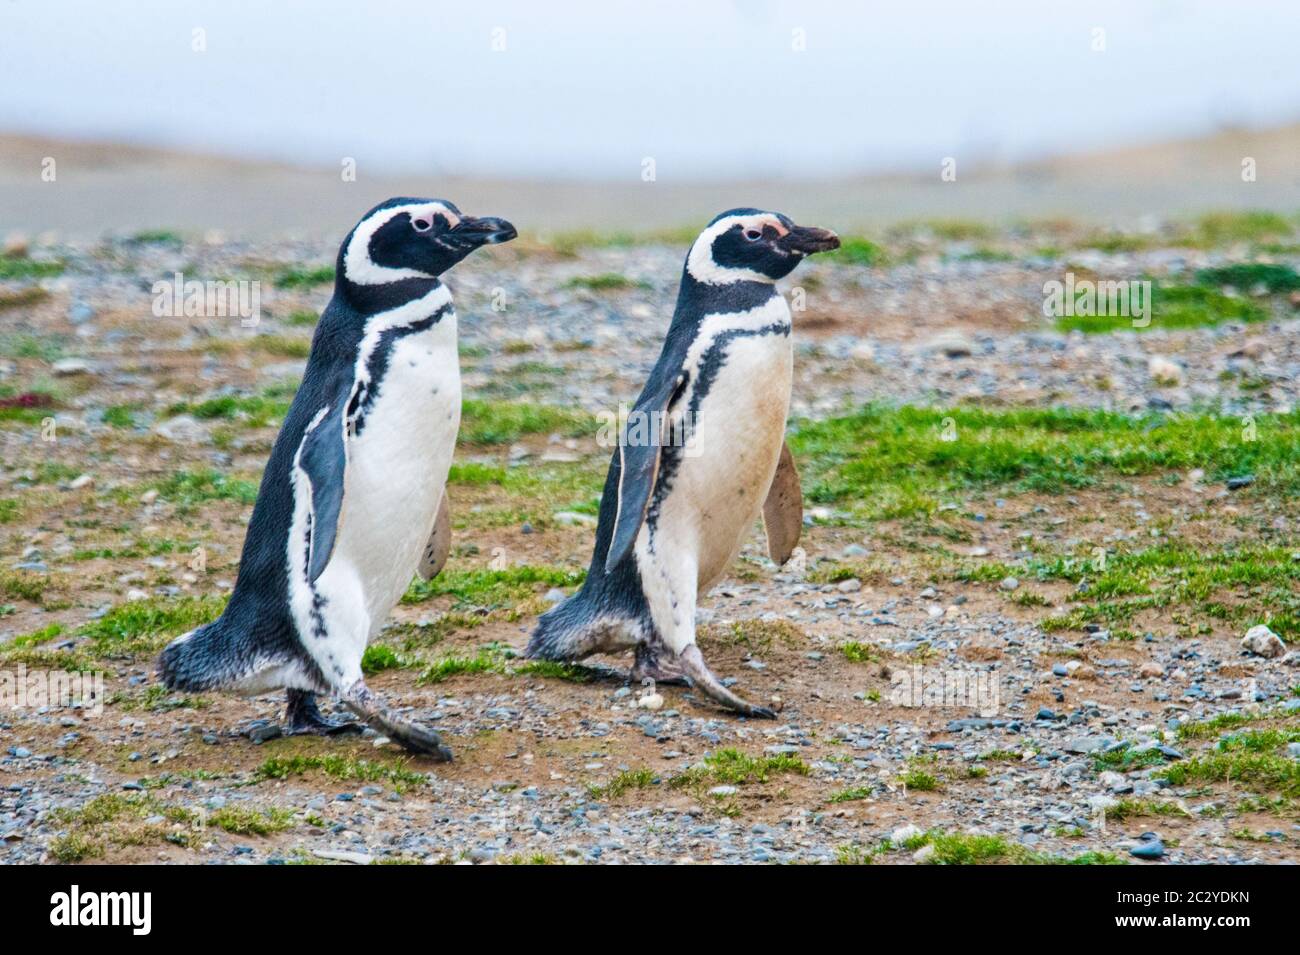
[343,201,457,286]
[685,213,785,285]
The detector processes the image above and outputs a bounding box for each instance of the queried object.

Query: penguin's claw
[341,680,453,762]
[284,689,363,736]
[676,644,778,720]
[382,720,454,761]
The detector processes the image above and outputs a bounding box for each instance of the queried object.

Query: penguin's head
[685,208,839,285]
[340,197,517,286]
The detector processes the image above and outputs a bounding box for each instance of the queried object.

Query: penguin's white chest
[334,314,461,627]
[652,300,793,588]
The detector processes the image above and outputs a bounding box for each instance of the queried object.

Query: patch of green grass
[273,264,335,288]
[1158,752,1300,796]
[1196,262,1300,294]
[458,399,593,445]
[967,542,1300,639]
[170,392,292,426]
[0,498,21,523]
[563,273,649,291]
[48,832,104,862]
[248,335,311,359]
[102,405,140,429]
[128,229,184,246]
[416,650,503,685]
[154,469,259,509]
[252,753,426,791]
[0,254,65,279]
[541,226,702,257]
[588,767,657,800]
[834,842,882,864]
[1216,728,1300,753]
[9,623,63,648]
[286,309,319,327]
[669,748,809,791]
[79,595,227,658]
[512,659,597,683]
[839,641,878,664]
[790,404,1300,521]
[898,767,941,791]
[1055,283,1266,334]
[1092,746,1169,772]
[0,571,49,604]
[208,806,295,836]
[1105,799,1192,822]
[360,644,408,674]
[402,564,584,608]
[112,685,208,712]
[500,852,559,865]
[828,786,872,803]
[1193,210,1294,246]
[824,236,885,267]
[899,829,1127,865]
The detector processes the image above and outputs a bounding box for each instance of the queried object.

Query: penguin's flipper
[762,440,802,565]
[417,493,452,581]
[606,371,686,573]
[298,403,348,583]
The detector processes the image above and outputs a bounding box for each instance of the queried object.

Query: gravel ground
[2,228,1299,864]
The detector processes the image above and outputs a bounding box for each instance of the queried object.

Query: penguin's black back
[159,286,389,691]
[527,269,775,658]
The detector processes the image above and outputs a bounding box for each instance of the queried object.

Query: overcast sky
[1,0,1297,179]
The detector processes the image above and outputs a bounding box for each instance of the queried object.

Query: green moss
[416,650,503,684]
[563,273,650,291]
[1193,210,1294,246]
[669,748,809,790]
[208,806,295,836]
[823,236,885,267]
[588,767,657,799]
[252,753,426,791]
[79,594,227,657]
[1196,262,1300,293]
[458,399,593,445]
[360,644,408,674]
[0,254,65,279]
[402,564,584,608]
[839,641,878,664]
[1158,751,1300,796]
[790,405,1300,520]
[1056,283,1266,334]
[512,659,597,682]
[273,264,335,288]
[155,469,259,508]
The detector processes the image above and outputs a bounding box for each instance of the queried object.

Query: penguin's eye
[411,217,433,233]
[744,229,763,242]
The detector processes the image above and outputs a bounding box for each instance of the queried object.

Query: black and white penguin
[526,209,838,717]
[158,197,516,758]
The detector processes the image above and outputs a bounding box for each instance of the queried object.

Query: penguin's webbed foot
[676,644,777,720]
[341,681,453,762]
[285,689,363,736]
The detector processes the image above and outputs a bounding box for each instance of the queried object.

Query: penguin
[526,209,838,717]
[158,197,517,758]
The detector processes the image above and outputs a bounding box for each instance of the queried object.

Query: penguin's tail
[157,618,246,692]
[526,587,638,661]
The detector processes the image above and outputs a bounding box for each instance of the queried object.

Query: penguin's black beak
[452,216,518,246]
[778,225,840,256]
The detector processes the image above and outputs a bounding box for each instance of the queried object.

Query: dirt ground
[2,221,1299,865]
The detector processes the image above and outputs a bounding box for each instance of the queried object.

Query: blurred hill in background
[3,124,1297,239]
